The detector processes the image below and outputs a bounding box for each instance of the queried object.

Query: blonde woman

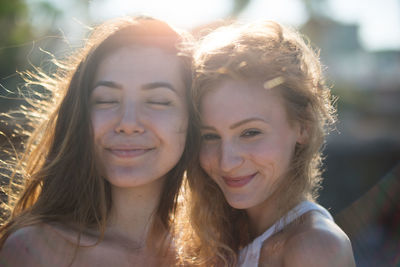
[181,20,356,266]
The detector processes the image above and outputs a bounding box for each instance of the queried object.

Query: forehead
[94,46,186,93]
[200,79,289,123]
[201,79,282,106]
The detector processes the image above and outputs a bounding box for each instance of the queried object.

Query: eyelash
[201,133,220,141]
[201,129,262,141]
[241,129,262,137]
[147,100,172,106]
[94,100,119,105]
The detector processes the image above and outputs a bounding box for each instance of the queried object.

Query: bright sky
[240,0,400,51]
[38,0,400,51]
[327,0,400,51]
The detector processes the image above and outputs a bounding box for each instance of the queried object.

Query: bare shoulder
[282,212,356,267]
[0,224,49,266]
[0,223,78,267]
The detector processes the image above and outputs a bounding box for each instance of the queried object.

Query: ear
[296,122,309,145]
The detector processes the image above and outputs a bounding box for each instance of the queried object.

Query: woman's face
[90,46,188,188]
[199,79,305,210]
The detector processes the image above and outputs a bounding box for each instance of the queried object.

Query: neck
[106,177,166,248]
[246,196,281,237]
[246,192,307,238]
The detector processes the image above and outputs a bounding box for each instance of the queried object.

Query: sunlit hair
[0,15,194,255]
[177,20,337,265]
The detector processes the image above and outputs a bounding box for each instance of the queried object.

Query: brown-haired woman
[180,20,356,266]
[0,16,194,266]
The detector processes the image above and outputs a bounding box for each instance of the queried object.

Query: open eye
[241,129,262,138]
[201,133,220,141]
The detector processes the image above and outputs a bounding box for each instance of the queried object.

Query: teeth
[108,148,152,158]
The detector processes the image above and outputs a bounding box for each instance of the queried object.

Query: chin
[226,197,253,210]
[105,178,143,188]
[105,173,154,188]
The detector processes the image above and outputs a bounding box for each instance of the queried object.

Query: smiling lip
[222,173,257,188]
[107,147,154,158]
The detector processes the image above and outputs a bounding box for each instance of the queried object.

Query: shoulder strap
[238,201,334,267]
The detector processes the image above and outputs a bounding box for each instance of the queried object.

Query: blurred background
[0,0,399,265]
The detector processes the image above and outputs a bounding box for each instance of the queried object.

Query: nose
[219,141,244,173]
[114,102,145,135]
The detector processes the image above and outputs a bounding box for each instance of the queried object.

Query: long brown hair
[0,16,194,251]
[178,20,337,266]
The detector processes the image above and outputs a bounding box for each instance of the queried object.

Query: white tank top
[238,201,334,267]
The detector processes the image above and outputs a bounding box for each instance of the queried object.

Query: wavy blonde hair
[176,20,337,266]
[0,16,194,257]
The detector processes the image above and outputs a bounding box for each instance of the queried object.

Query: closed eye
[93,100,119,107]
[95,100,119,104]
[241,129,262,138]
[147,100,172,106]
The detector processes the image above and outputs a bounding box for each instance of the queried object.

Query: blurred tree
[0,0,61,113]
[0,0,93,112]
[230,0,251,17]
[302,0,330,18]
[0,0,33,82]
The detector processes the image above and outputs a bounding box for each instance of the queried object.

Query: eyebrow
[200,117,267,131]
[142,82,177,93]
[92,81,177,93]
[93,80,122,90]
[230,118,267,129]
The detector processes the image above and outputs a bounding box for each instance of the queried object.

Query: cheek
[243,140,271,157]
[149,110,188,151]
[149,105,188,130]
[91,109,116,130]
[244,141,279,170]
[199,144,217,174]
[175,114,189,136]
[199,147,207,170]
[250,139,296,176]
[91,112,107,141]
[199,149,219,185]
[173,125,188,152]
